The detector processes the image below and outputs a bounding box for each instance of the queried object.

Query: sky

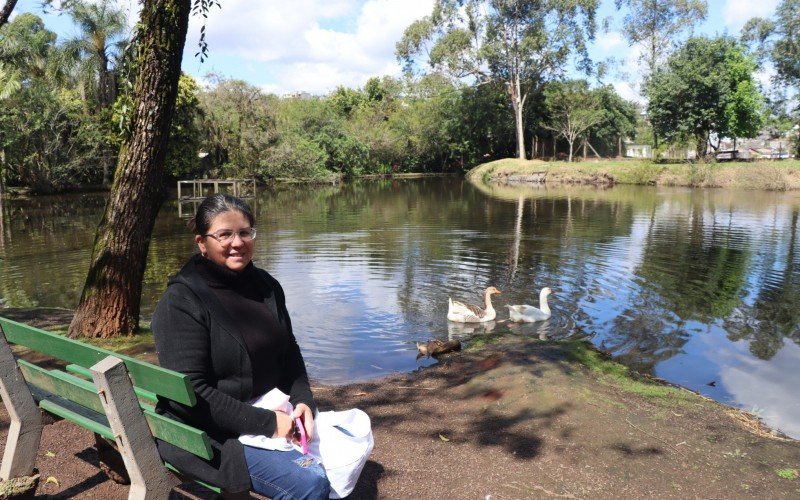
[12,0,782,100]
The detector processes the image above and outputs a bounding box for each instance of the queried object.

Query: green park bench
[0,315,223,499]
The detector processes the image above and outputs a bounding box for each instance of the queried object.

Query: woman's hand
[292,403,315,441]
[273,410,294,440]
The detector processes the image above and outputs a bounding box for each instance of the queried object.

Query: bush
[259,135,328,180]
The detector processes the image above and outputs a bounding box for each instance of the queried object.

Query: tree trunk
[582,138,587,161]
[68,0,191,339]
[508,78,526,160]
[0,148,5,198]
[0,0,17,28]
[618,136,622,157]
[695,131,709,159]
[512,97,525,160]
[568,140,574,162]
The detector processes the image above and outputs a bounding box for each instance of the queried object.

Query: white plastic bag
[240,390,374,499]
[314,409,374,499]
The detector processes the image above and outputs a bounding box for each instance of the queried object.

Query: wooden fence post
[90,356,172,500]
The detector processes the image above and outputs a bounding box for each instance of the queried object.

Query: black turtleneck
[194,257,288,396]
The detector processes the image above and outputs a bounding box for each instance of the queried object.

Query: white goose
[507,287,553,322]
[447,286,501,323]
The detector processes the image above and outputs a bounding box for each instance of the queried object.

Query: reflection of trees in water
[724,209,800,360]
[635,197,751,322]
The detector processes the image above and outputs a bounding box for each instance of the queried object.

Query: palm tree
[64,0,127,110]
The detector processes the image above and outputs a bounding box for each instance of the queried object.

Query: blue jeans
[243,445,330,500]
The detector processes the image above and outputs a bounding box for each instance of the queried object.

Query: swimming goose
[447,286,501,323]
[507,287,553,322]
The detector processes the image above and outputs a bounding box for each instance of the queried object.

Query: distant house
[718,135,795,160]
[625,143,652,158]
[282,91,312,99]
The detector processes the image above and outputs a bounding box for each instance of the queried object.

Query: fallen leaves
[45,476,59,487]
[439,434,450,442]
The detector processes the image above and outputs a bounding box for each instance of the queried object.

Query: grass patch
[776,468,798,480]
[81,326,155,353]
[469,158,800,190]
[563,340,694,401]
[465,333,505,351]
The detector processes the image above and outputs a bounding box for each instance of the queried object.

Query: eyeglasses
[203,228,257,245]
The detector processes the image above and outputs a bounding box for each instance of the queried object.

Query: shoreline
[468,158,800,191]
[3,306,797,443]
[3,313,798,497]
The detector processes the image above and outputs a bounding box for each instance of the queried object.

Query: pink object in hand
[295,417,308,455]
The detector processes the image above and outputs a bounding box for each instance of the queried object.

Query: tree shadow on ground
[316,340,584,465]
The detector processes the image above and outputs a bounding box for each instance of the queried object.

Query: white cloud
[722,0,778,29]
[597,31,623,52]
[184,0,435,94]
[611,81,642,104]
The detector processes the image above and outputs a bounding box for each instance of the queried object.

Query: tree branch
[0,0,18,28]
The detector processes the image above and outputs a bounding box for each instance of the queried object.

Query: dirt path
[1,312,799,498]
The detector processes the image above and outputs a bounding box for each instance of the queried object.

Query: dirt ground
[1,312,799,499]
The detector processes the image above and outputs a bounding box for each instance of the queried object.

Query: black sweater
[151,254,316,491]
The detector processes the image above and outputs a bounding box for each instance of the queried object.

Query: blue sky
[12,0,780,99]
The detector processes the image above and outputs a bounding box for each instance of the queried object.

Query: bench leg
[0,327,43,482]
[90,356,173,500]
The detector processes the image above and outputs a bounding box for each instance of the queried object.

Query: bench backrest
[0,316,213,461]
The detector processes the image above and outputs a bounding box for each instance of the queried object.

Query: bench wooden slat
[165,462,222,494]
[0,316,196,406]
[65,363,158,404]
[19,361,213,460]
[31,391,114,441]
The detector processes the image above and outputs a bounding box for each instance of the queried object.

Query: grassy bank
[468,158,800,191]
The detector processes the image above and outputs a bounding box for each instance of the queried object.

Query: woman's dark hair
[188,194,255,235]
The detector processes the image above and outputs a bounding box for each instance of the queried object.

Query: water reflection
[1,179,800,437]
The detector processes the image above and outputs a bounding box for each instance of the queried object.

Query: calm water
[1,178,799,438]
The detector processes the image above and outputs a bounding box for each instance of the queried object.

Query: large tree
[543,80,604,162]
[65,0,127,110]
[646,36,764,159]
[397,0,598,160]
[614,0,708,75]
[743,0,800,155]
[68,0,191,338]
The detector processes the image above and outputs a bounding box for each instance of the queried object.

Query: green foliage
[198,77,278,177]
[742,0,800,156]
[646,36,765,158]
[743,0,800,90]
[592,85,638,155]
[543,80,604,162]
[614,0,708,73]
[0,13,119,192]
[776,468,798,480]
[398,0,599,160]
[165,74,202,180]
[260,134,328,180]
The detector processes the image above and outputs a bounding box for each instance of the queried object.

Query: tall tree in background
[397,0,598,160]
[646,36,764,158]
[65,0,127,110]
[68,0,191,338]
[743,0,800,155]
[614,0,708,75]
[543,80,604,162]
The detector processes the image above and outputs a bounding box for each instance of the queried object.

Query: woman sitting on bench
[152,194,330,499]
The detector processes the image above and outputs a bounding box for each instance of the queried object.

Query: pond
[1,177,799,438]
